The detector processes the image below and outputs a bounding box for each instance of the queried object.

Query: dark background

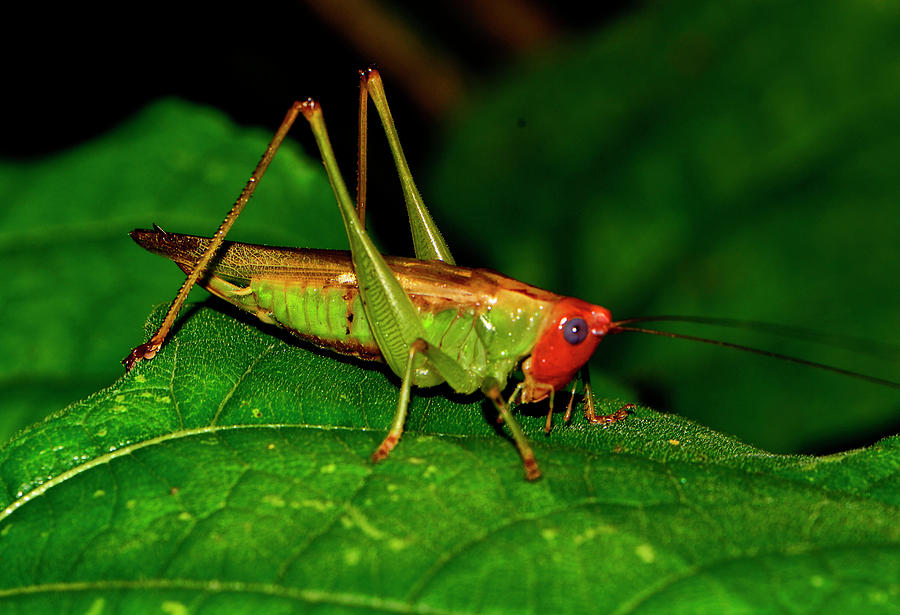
[4,1,631,266]
[4,2,628,172]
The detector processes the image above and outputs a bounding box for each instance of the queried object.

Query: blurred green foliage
[428,0,900,453]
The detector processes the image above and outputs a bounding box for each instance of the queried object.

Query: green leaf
[427,0,900,453]
[2,306,898,613]
[0,99,342,444]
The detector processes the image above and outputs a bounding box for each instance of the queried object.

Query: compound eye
[562,317,588,345]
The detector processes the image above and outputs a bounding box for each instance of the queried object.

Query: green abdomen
[230,273,551,392]
[251,279,379,359]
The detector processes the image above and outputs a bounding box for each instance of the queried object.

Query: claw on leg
[123,339,162,371]
[576,364,631,426]
[586,402,634,426]
[371,433,400,463]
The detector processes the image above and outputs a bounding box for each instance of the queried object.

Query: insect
[125,69,897,480]
[124,69,637,480]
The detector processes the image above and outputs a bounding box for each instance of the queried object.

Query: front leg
[573,364,633,426]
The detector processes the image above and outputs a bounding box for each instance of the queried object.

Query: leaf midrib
[0,578,457,614]
[0,422,371,523]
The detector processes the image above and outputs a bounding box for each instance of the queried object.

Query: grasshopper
[122,70,655,480]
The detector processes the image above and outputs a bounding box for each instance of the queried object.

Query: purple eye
[562,317,588,345]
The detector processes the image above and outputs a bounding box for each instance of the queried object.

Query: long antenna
[613,315,900,361]
[610,324,900,390]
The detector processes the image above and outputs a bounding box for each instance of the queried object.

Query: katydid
[124,69,897,481]
[124,69,630,481]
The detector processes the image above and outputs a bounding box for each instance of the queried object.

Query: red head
[529,297,612,391]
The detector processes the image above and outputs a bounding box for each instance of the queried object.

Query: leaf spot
[262,494,286,508]
[343,548,362,566]
[161,601,189,615]
[293,499,333,512]
[388,537,411,551]
[93,489,105,498]
[320,463,337,474]
[573,525,616,545]
[635,543,655,563]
